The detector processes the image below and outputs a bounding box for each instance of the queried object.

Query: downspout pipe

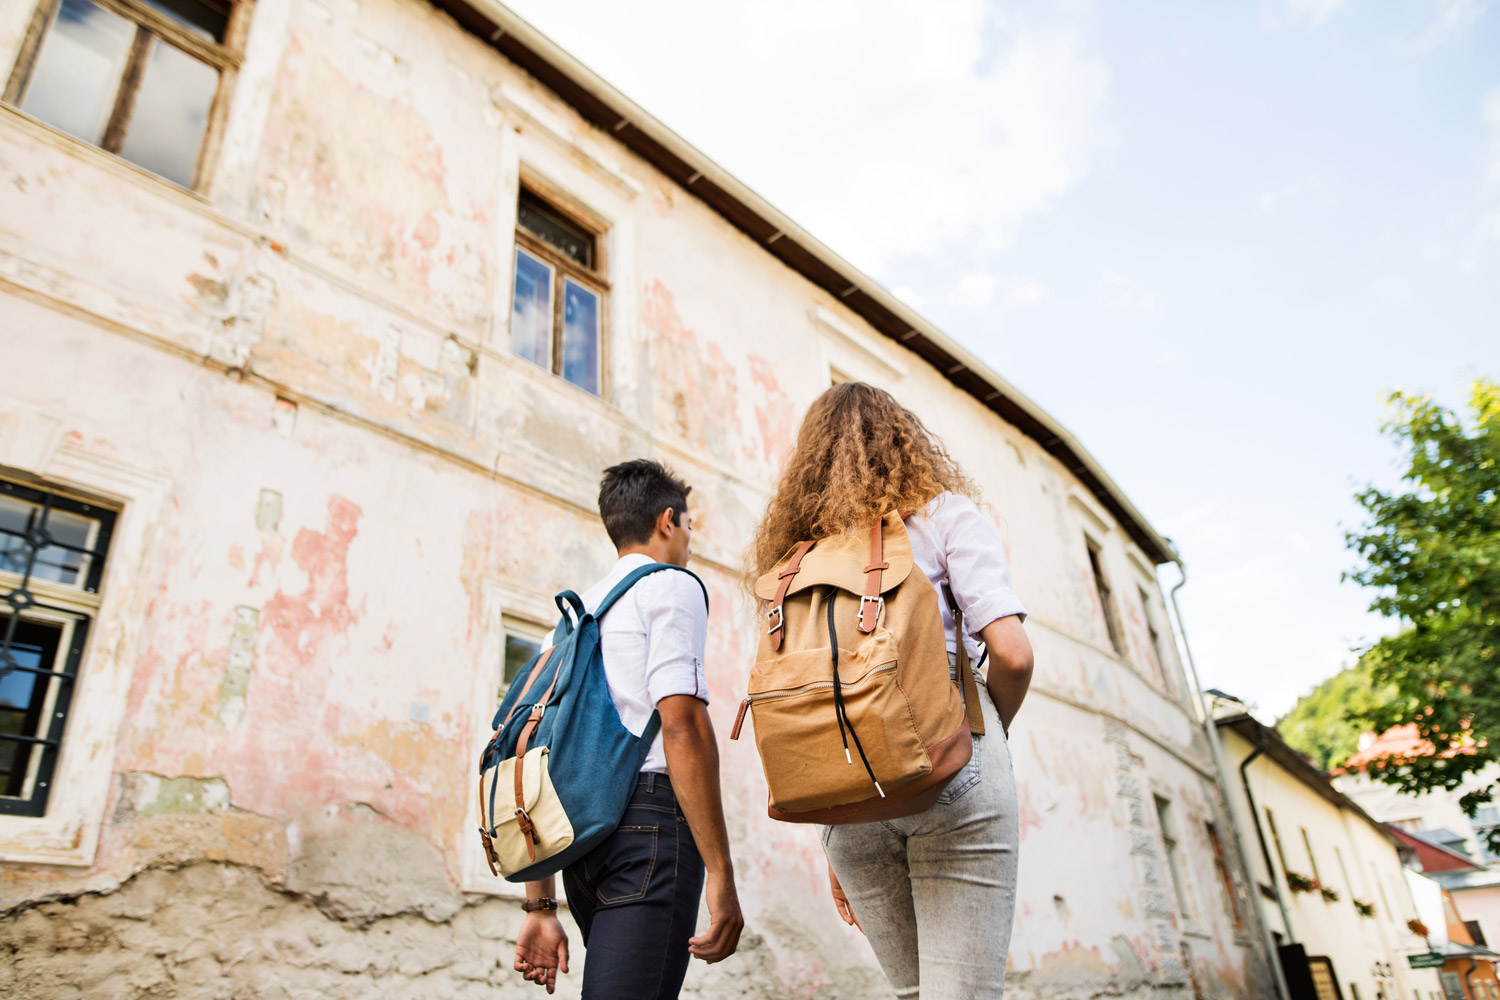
[1463,957,1477,999]
[1168,559,1293,1000]
[1238,721,1295,943]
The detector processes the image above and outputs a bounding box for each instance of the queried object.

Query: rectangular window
[1138,585,1167,665]
[1267,807,1291,881]
[1155,795,1192,919]
[4,0,241,189]
[511,187,606,396]
[1086,538,1124,655]
[0,479,115,816]
[1206,822,1245,932]
[498,616,549,701]
[1301,827,1323,883]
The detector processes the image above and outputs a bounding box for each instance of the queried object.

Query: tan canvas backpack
[730,511,986,824]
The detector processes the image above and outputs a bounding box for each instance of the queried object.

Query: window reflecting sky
[511,249,554,370]
[561,279,600,395]
[20,0,134,145]
[118,38,217,187]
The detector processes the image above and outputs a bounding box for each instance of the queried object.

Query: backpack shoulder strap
[592,563,707,754]
[942,582,987,736]
[592,563,709,621]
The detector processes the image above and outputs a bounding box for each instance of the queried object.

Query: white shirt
[578,554,710,773]
[904,493,1027,666]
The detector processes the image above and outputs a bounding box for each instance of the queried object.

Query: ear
[655,507,677,538]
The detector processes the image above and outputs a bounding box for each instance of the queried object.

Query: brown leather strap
[501,646,555,728]
[944,583,986,736]
[512,706,543,862]
[859,518,888,633]
[511,655,567,862]
[477,775,499,876]
[769,540,815,651]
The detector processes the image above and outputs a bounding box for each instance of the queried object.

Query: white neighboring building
[1213,702,1442,1000]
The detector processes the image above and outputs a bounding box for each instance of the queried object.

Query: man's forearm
[524,875,556,900]
[659,703,733,874]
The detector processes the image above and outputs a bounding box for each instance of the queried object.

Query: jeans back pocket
[936,735,983,805]
[584,823,661,904]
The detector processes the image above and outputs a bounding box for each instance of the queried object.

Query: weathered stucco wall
[0,0,1273,996]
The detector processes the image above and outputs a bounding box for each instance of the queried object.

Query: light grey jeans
[821,658,1019,1000]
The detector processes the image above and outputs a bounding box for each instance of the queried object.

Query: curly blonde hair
[748,382,979,581]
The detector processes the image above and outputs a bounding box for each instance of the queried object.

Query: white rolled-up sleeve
[640,573,710,706]
[937,495,1027,632]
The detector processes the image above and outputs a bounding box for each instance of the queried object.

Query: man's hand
[688,867,744,963]
[514,912,569,994]
[827,860,863,934]
[659,694,744,964]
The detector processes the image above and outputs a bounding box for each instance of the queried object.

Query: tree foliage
[1276,663,1395,771]
[1345,379,1500,844]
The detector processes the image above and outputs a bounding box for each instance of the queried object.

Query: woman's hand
[514,912,570,993]
[828,860,863,934]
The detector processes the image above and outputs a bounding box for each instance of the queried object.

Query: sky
[502,0,1500,718]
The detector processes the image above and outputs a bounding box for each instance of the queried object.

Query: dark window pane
[561,279,600,395]
[502,634,541,699]
[511,249,553,369]
[0,618,60,798]
[0,498,97,587]
[20,0,135,145]
[140,0,230,41]
[118,37,217,187]
[518,191,593,267]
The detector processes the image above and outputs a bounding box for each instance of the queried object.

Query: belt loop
[645,771,656,793]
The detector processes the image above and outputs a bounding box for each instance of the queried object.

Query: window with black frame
[3,0,241,189]
[0,479,114,816]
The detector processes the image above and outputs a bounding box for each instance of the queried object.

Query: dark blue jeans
[562,772,706,1000]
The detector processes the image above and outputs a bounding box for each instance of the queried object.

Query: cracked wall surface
[0,0,1276,995]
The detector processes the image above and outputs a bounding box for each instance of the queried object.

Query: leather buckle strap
[858,517,886,633]
[942,582,986,736]
[769,540,815,651]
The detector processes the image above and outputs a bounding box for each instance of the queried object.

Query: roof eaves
[1217,714,1402,845]
[433,0,1179,566]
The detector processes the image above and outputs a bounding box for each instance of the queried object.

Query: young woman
[748,381,1034,1000]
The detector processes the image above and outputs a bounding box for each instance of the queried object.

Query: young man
[513,459,743,997]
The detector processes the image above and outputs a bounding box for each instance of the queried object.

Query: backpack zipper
[728,662,898,741]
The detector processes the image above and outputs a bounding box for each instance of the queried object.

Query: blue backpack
[477,563,707,883]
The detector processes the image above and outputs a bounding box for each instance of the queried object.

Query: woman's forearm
[978,615,1034,734]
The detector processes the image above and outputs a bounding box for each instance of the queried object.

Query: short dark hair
[598,459,691,549]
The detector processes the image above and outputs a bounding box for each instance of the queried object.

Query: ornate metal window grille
[0,479,115,816]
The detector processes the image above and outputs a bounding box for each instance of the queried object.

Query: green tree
[1276,663,1395,771]
[1345,379,1500,844]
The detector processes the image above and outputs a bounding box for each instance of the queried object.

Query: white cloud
[1485,86,1500,240]
[1258,182,1307,212]
[952,272,1049,309]
[503,0,1112,276]
[1096,266,1157,313]
[1397,0,1496,54]
[1275,0,1352,28]
[891,286,926,310]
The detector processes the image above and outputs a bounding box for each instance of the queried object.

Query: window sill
[0,105,209,209]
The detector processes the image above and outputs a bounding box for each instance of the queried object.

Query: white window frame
[0,414,170,865]
[487,95,639,411]
[460,576,558,896]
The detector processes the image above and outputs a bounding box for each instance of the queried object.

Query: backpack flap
[478,745,576,878]
[753,512,915,602]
